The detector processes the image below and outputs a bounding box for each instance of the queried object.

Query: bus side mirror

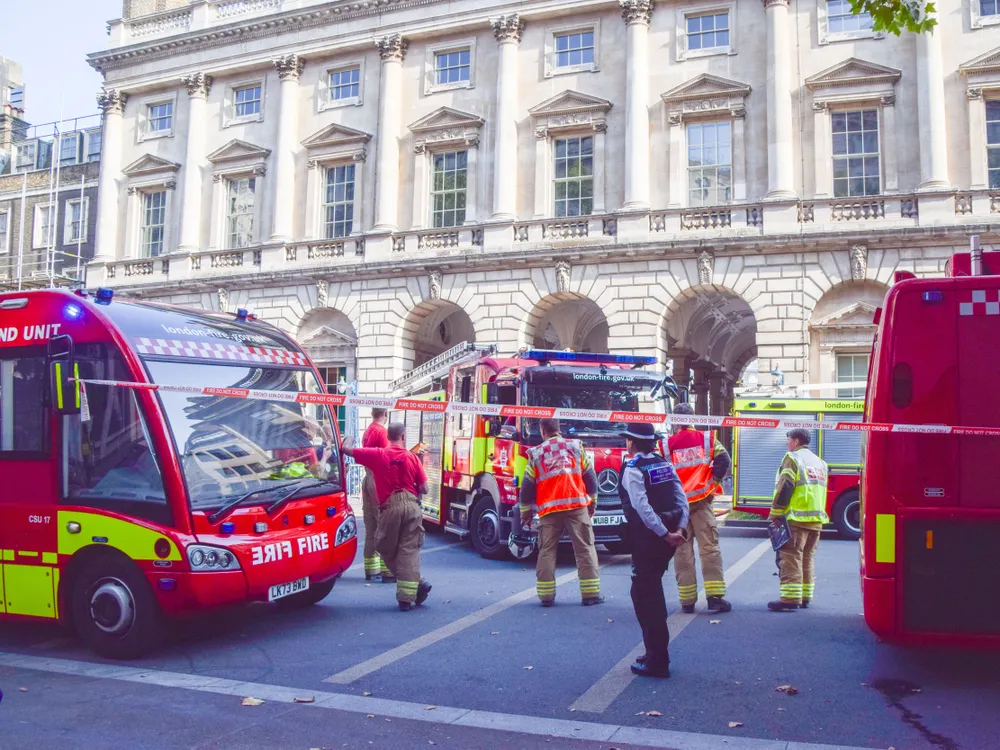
[48,334,81,416]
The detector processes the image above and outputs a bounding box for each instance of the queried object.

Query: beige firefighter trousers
[362,471,391,577]
[375,490,425,603]
[778,522,821,604]
[673,498,726,605]
[535,506,601,603]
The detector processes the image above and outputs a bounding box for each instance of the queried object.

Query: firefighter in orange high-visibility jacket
[519,418,603,606]
[662,403,733,614]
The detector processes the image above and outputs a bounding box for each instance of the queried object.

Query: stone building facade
[86,0,1000,413]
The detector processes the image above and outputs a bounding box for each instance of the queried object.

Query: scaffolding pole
[15,171,26,291]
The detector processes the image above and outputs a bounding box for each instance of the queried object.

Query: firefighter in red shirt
[662,402,732,614]
[360,408,392,582]
[343,423,432,611]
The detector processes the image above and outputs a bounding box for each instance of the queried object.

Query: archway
[808,280,887,398]
[529,295,609,352]
[298,307,358,435]
[399,300,475,369]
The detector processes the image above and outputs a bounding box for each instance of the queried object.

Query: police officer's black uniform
[618,423,689,678]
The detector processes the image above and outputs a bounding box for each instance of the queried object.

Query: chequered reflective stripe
[536,580,556,601]
[959,289,1000,316]
[704,580,727,597]
[363,556,382,575]
[397,580,420,602]
[802,583,815,600]
[134,337,309,366]
[677,583,698,605]
[779,583,802,602]
[579,578,601,596]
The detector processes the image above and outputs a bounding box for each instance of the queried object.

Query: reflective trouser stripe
[536,580,556,602]
[397,580,419,603]
[363,556,382,575]
[703,580,727,597]
[579,578,601,597]
[380,559,393,575]
[779,583,802,602]
[677,584,698,605]
[802,583,815,599]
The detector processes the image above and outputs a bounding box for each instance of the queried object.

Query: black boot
[398,600,413,612]
[631,661,670,678]
[767,599,799,612]
[800,599,810,609]
[416,581,432,606]
[706,596,732,613]
[681,603,695,614]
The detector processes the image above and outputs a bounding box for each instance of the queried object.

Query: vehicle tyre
[276,578,337,610]
[70,554,166,660]
[470,494,506,560]
[832,490,862,541]
[603,540,631,555]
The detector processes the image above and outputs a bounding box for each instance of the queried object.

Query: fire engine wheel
[832,490,862,541]
[71,555,166,660]
[470,495,506,560]
[275,578,337,610]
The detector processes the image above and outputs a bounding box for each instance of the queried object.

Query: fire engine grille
[596,467,622,510]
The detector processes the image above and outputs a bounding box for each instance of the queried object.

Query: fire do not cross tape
[75,379,1000,437]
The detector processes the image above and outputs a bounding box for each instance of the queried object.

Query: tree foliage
[850,0,937,35]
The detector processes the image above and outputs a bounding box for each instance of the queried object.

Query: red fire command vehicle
[861,246,1000,644]
[391,344,669,559]
[0,289,357,658]
[731,396,864,539]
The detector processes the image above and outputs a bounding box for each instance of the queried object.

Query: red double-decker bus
[0,289,357,658]
[861,246,1000,644]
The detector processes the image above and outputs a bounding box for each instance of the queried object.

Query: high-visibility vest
[773,448,829,524]
[663,428,720,504]
[526,437,592,517]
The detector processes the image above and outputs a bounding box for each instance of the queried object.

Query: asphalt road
[1,523,998,750]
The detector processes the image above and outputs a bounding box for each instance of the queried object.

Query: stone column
[670,351,692,399]
[178,73,212,253]
[915,28,950,191]
[94,89,127,261]
[373,34,407,232]
[490,14,523,221]
[709,370,728,416]
[692,365,711,415]
[620,0,653,211]
[270,54,304,243]
[762,0,795,200]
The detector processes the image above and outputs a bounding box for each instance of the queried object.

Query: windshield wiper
[207,480,305,524]
[266,478,335,515]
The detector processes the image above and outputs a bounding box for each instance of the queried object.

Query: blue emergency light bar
[525,350,657,366]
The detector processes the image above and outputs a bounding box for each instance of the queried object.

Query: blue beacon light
[95,288,114,305]
[65,304,82,319]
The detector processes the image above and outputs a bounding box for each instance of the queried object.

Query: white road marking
[346,540,465,574]
[325,555,629,684]
[570,539,772,714]
[0,651,874,750]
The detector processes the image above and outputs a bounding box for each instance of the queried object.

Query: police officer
[768,429,829,612]
[619,422,690,678]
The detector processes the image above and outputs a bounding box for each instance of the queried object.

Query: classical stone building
[86,0,1000,413]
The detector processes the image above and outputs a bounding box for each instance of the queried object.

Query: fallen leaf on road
[429,742,436,746]
[778,708,786,712]
[735,681,742,685]
[524,665,534,670]
[364,584,372,588]
[424,706,438,711]
[635,712,647,716]
[607,619,614,623]
[366,714,375,719]
[294,697,315,703]
[647,710,663,717]
[729,721,743,728]
[363,692,372,697]
[444,600,452,604]
[241,697,264,707]
[491,631,500,635]
[18,687,28,692]
[710,620,722,624]
[775,685,799,696]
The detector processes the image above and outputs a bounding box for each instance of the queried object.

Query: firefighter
[343,423,432,612]
[618,422,689,678]
[663,402,733,614]
[519,418,602,606]
[768,428,829,612]
[361,408,391,582]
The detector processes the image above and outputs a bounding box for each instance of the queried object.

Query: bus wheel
[470,495,506,560]
[276,579,337,610]
[832,490,862,541]
[71,555,165,660]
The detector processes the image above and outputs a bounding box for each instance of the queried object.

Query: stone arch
[396,299,476,369]
[298,307,359,434]
[525,293,609,353]
[808,280,888,396]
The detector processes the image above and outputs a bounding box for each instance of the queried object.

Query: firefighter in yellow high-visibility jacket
[519,418,602,606]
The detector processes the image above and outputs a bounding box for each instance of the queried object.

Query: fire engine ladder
[389,341,498,396]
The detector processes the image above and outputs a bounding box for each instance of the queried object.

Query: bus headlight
[187,544,241,571]
[335,516,357,546]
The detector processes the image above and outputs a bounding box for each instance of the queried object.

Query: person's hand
[521,514,533,530]
[664,531,686,548]
[341,435,355,451]
[587,499,596,517]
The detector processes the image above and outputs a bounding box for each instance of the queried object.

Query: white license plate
[268,576,309,602]
[592,514,626,527]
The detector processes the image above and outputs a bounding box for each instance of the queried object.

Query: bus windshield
[145,360,342,512]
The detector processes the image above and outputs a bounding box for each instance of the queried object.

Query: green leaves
[849,0,937,36]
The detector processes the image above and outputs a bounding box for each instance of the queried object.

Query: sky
[1,0,122,127]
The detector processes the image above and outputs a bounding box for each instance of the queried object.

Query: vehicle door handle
[488,454,495,461]
[66,521,81,534]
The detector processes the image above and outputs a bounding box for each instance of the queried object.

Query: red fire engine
[861,241,1000,644]
[391,345,669,559]
[0,289,357,658]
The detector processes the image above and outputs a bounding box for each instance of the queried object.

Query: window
[85,130,102,162]
[981,0,999,16]
[147,102,173,134]
[837,353,869,398]
[555,31,595,69]
[435,50,471,85]
[553,136,594,217]
[59,133,81,166]
[317,365,348,436]
[65,198,88,245]
[0,210,9,255]
[832,109,880,198]
[15,141,36,171]
[33,204,55,249]
[988,99,1000,190]
[329,67,360,102]
[826,0,873,34]
[234,85,262,119]
[324,164,356,239]
[226,177,256,249]
[0,354,48,455]
[140,191,167,257]
[687,121,732,207]
[686,12,730,51]
[431,150,468,228]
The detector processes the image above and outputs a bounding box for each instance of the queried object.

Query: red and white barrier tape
[76,379,1000,437]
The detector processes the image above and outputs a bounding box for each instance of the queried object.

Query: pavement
[1,523,999,750]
